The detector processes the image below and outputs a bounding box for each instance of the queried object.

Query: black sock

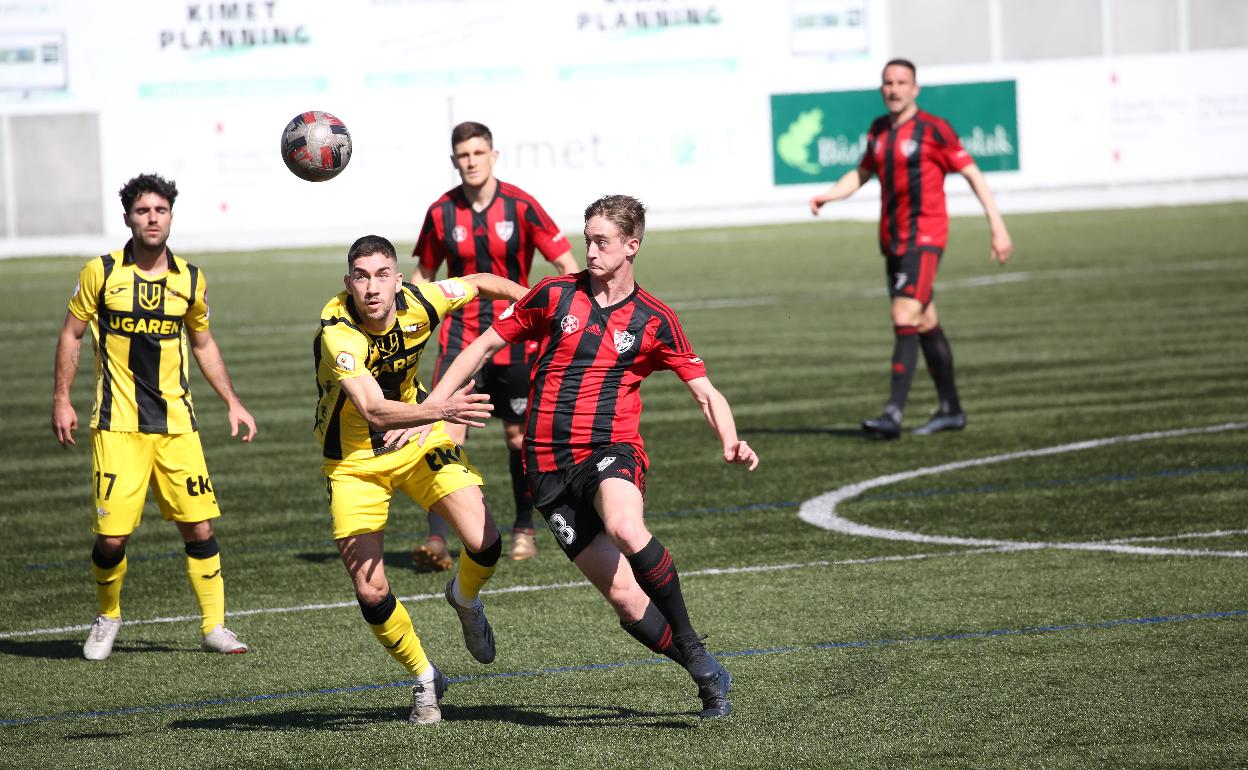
[626,537,695,638]
[887,325,921,417]
[462,531,502,568]
[509,449,534,531]
[620,601,690,666]
[357,591,397,625]
[919,326,961,414]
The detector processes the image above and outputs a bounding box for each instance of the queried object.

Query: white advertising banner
[0,0,1245,256]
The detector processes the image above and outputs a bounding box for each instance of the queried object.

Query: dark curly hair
[347,234,398,266]
[119,174,178,213]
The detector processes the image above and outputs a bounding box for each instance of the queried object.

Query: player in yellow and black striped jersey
[52,173,257,661]
[314,234,525,724]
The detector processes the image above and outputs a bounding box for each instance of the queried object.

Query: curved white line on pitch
[798,423,1248,558]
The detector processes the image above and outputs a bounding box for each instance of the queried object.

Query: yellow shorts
[91,429,220,537]
[323,425,484,540]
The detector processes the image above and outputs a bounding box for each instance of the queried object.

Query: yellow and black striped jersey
[314,278,477,462]
[67,241,210,434]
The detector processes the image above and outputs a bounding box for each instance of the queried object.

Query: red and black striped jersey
[859,109,973,257]
[491,272,707,473]
[413,181,568,369]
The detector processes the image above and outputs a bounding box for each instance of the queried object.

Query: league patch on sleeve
[499,303,515,320]
[435,279,467,300]
[335,351,356,372]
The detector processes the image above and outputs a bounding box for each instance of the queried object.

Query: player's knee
[607,518,652,555]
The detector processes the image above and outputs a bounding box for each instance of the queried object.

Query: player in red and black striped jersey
[425,195,758,719]
[412,121,579,566]
[811,58,1013,438]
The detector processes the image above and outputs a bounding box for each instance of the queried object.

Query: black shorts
[884,247,942,304]
[527,443,647,562]
[434,359,531,423]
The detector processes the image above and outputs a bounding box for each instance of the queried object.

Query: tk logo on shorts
[138,282,164,311]
[613,330,635,354]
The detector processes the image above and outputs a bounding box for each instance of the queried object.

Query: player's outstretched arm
[461,273,528,303]
[426,327,509,407]
[810,167,871,215]
[959,163,1013,265]
[52,311,88,447]
[341,372,492,432]
[683,376,759,471]
[188,328,258,443]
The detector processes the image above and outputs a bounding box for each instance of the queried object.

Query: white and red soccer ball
[280,110,352,182]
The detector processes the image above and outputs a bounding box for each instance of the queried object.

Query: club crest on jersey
[494,220,515,240]
[596,456,616,472]
[138,282,164,310]
[613,329,635,354]
[376,331,402,355]
[452,225,469,243]
[561,314,580,334]
[509,397,527,415]
[900,139,918,157]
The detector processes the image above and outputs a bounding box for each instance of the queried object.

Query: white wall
[1,0,1246,257]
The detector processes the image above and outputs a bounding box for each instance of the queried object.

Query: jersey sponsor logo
[435,279,467,299]
[596,455,616,472]
[335,351,356,371]
[560,314,580,334]
[613,329,635,354]
[900,138,918,157]
[509,397,527,415]
[402,322,427,333]
[452,225,469,243]
[106,315,183,335]
[494,220,515,240]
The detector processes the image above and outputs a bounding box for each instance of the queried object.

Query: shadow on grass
[0,638,181,660]
[167,702,693,731]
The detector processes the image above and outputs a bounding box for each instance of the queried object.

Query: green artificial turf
[0,202,1245,768]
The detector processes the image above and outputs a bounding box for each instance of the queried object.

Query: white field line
[798,423,1248,558]
[0,548,1008,640]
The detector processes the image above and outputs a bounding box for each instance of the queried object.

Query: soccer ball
[280,111,352,182]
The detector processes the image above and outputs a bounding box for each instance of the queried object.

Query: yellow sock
[92,555,127,619]
[454,545,497,603]
[370,600,431,677]
[186,553,225,635]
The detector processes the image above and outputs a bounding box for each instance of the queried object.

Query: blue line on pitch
[2,609,1242,728]
[21,463,1247,571]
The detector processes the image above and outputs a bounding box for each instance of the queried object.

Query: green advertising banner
[771,80,1019,186]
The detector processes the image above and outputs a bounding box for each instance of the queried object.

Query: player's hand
[52,402,78,447]
[437,381,493,428]
[809,196,826,216]
[723,439,758,471]
[991,229,1013,265]
[382,425,424,450]
[228,403,258,443]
